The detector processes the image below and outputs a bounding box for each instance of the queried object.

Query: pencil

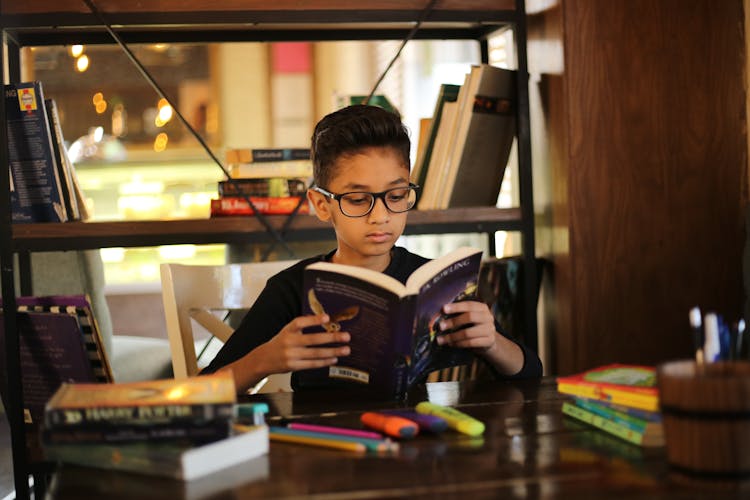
[270,429,366,453]
[272,426,397,452]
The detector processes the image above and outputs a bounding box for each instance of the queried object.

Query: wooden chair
[160,260,297,393]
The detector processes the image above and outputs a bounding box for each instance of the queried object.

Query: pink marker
[288,422,384,440]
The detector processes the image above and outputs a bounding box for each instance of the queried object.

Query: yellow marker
[270,429,366,453]
[415,401,485,436]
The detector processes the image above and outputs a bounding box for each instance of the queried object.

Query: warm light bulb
[75,54,90,72]
[69,45,84,57]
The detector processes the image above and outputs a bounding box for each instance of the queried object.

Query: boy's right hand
[255,314,350,375]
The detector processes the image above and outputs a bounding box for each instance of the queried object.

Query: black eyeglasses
[312,183,420,218]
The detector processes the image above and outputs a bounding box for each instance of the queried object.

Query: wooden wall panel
[531,0,747,374]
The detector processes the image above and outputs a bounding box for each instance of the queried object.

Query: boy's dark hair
[311,104,410,189]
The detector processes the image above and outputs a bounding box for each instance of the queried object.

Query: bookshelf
[0,1,536,496]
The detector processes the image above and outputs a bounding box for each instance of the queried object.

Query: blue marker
[382,409,448,433]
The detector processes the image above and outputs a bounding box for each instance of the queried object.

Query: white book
[44,424,269,481]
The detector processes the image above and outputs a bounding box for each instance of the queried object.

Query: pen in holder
[657,359,750,486]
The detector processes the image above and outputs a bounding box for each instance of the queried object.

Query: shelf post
[513,0,539,353]
[0,30,32,500]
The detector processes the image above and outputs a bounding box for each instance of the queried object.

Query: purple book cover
[297,247,481,397]
[0,311,95,427]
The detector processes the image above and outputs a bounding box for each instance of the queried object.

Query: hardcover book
[43,424,269,481]
[411,83,461,191]
[45,98,80,220]
[440,65,516,208]
[226,147,310,163]
[556,364,659,411]
[4,81,68,223]
[297,246,482,397]
[42,419,232,445]
[210,196,310,216]
[45,371,237,428]
[218,178,308,198]
[562,401,664,447]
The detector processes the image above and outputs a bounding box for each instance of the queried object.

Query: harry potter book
[297,246,482,397]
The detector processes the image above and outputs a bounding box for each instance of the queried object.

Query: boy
[203,105,541,393]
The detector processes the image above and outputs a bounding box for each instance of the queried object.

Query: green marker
[415,401,485,436]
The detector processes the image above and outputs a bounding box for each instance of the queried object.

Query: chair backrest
[160,260,297,393]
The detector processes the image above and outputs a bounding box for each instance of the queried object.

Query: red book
[556,364,659,411]
[210,196,310,216]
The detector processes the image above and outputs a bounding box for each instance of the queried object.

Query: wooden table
[46,378,743,498]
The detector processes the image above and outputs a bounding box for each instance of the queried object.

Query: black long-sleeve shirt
[203,246,542,389]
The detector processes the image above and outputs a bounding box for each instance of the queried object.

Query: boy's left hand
[435,300,497,354]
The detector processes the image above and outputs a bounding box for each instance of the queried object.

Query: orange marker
[360,412,419,439]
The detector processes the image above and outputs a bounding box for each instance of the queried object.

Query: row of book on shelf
[5,81,90,223]
[6,66,515,223]
[556,364,664,448]
[211,63,517,218]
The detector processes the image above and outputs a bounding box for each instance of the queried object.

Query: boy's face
[308,146,410,266]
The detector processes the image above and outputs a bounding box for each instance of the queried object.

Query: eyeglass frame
[311,183,420,218]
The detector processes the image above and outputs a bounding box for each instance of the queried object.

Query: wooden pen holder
[657,360,750,482]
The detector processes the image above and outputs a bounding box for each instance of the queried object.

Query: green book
[561,401,664,448]
[573,397,662,434]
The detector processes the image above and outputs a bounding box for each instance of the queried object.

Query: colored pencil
[272,426,397,452]
[270,429,366,453]
[288,422,384,440]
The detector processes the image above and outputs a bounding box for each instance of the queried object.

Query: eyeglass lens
[339,187,417,217]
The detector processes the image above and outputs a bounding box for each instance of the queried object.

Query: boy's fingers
[299,331,350,347]
[291,313,330,330]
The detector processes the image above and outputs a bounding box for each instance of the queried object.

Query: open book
[298,246,483,397]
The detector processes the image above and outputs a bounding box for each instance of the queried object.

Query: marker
[415,401,485,436]
[689,307,704,366]
[269,427,366,453]
[288,422,384,440]
[381,409,448,433]
[737,319,746,360]
[360,412,418,439]
[235,402,269,426]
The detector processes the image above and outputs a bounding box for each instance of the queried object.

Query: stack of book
[416,64,516,210]
[556,364,664,447]
[5,81,89,223]
[211,147,312,216]
[42,372,269,480]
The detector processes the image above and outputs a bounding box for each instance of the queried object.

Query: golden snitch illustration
[307,289,360,332]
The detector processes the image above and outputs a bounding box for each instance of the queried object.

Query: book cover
[217,178,308,198]
[556,364,659,412]
[572,398,663,437]
[5,81,68,223]
[42,418,232,445]
[441,65,516,208]
[411,83,461,191]
[210,196,310,216]
[418,74,467,210]
[0,310,97,427]
[297,246,482,396]
[45,98,80,220]
[14,294,113,384]
[562,401,664,447]
[43,424,269,481]
[45,371,236,419]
